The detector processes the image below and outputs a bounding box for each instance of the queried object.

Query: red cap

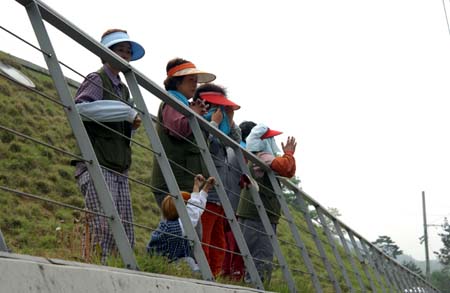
[261,128,282,139]
[199,92,240,110]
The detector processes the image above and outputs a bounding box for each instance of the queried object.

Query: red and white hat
[261,128,283,139]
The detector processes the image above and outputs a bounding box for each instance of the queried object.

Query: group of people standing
[73,28,297,284]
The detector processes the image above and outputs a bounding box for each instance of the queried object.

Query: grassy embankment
[0,51,378,292]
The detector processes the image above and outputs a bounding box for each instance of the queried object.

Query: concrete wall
[0,252,266,293]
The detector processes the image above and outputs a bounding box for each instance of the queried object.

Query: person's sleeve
[162,105,192,138]
[270,151,296,178]
[76,100,137,123]
[74,73,103,103]
[179,191,207,236]
[229,123,242,143]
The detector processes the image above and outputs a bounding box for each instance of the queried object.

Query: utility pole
[422,191,430,281]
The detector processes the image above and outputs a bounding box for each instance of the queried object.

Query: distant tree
[372,235,403,259]
[281,176,301,205]
[327,207,341,219]
[309,207,342,234]
[402,260,423,277]
[434,217,450,270]
[431,270,450,293]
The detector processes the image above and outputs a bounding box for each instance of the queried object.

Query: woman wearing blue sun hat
[72,28,145,263]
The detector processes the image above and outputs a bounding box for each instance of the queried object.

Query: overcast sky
[3,0,450,261]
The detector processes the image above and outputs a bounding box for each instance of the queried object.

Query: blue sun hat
[100,30,145,61]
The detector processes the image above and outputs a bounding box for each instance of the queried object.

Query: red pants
[222,219,244,280]
[201,202,226,277]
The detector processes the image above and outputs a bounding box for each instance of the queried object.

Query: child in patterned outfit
[147,175,215,271]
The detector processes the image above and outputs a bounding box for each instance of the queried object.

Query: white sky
[3,0,450,262]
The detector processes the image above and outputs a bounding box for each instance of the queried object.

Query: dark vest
[150,102,208,195]
[236,161,281,224]
[83,68,132,173]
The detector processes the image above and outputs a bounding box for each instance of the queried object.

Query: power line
[443,0,450,37]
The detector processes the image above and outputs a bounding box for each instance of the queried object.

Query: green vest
[150,102,208,193]
[236,162,281,224]
[83,68,132,173]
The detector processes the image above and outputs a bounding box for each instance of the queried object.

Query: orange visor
[167,62,196,77]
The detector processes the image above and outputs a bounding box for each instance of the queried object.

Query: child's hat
[261,128,283,139]
[101,30,145,61]
[167,62,216,83]
[199,92,240,110]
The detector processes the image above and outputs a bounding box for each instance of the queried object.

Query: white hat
[101,31,145,61]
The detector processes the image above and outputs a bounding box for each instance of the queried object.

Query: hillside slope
[0,51,158,258]
[0,51,394,292]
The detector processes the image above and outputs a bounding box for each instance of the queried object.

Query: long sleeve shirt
[253,151,296,179]
[161,105,192,138]
[75,65,124,103]
[179,190,208,236]
[76,100,137,124]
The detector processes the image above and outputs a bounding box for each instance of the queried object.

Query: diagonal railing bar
[346,230,376,291]
[314,206,353,292]
[0,70,69,108]
[369,247,395,291]
[0,124,88,163]
[275,177,325,292]
[123,71,213,280]
[279,177,339,292]
[0,229,9,253]
[187,118,264,289]
[0,185,111,219]
[233,148,297,292]
[330,219,365,289]
[358,238,386,292]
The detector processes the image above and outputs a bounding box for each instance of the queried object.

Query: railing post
[123,72,213,281]
[359,238,386,292]
[395,264,409,291]
[371,248,396,292]
[332,220,366,290]
[21,0,137,269]
[382,255,403,292]
[288,185,341,292]
[408,270,420,292]
[315,206,353,292]
[234,151,297,293]
[187,118,263,288]
[347,230,376,291]
[275,178,323,292]
[0,229,8,252]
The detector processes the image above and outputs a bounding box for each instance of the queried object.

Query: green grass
[0,50,393,292]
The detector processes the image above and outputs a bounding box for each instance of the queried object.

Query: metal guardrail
[0,0,441,292]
